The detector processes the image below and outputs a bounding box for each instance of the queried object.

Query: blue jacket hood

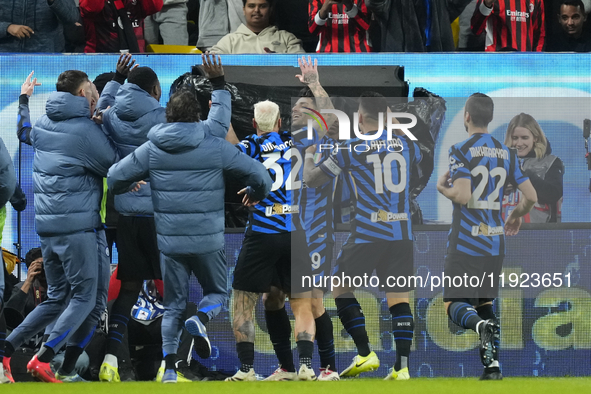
[114,83,161,122]
[148,123,205,153]
[45,92,90,122]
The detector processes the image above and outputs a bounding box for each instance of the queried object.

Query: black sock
[164,354,176,371]
[37,345,55,363]
[476,304,496,320]
[197,311,209,325]
[236,342,254,372]
[296,340,313,369]
[389,303,413,371]
[58,346,84,375]
[4,341,15,359]
[106,288,138,357]
[265,307,295,372]
[315,311,335,370]
[448,302,482,333]
[335,293,371,357]
[0,311,6,362]
[477,304,500,356]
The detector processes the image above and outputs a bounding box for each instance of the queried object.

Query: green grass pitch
[1,378,591,394]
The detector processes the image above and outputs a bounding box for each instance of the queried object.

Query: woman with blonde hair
[503,113,564,223]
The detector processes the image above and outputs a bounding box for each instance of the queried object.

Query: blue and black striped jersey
[318,134,422,244]
[237,131,295,234]
[291,126,323,231]
[303,136,337,275]
[446,133,528,256]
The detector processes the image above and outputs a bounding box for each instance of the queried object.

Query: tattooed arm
[232,290,260,343]
[295,56,336,139]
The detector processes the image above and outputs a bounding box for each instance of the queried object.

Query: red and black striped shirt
[308,0,371,53]
[471,0,545,52]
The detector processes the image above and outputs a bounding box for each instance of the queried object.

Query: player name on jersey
[468,146,509,159]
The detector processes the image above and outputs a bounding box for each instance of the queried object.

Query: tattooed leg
[289,297,315,369]
[232,290,259,343]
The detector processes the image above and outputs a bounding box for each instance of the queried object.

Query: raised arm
[201,54,231,138]
[295,56,336,139]
[96,53,138,111]
[17,72,41,145]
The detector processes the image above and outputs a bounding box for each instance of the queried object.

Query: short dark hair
[93,72,115,95]
[166,90,201,123]
[298,87,314,98]
[56,70,90,95]
[128,67,159,94]
[465,93,494,127]
[25,247,42,269]
[359,91,388,121]
[242,0,273,6]
[560,0,585,14]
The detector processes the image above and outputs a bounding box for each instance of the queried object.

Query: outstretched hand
[116,53,138,76]
[238,187,259,207]
[201,52,224,79]
[295,56,319,85]
[21,71,41,97]
[504,215,522,236]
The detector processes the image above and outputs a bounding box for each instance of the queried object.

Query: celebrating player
[304,92,422,380]
[436,93,537,380]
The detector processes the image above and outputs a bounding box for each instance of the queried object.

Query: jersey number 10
[366,153,407,194]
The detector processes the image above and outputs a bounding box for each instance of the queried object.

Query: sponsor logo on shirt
[370,209,408,223]
[265,203,299,216]
[471,223,504,237]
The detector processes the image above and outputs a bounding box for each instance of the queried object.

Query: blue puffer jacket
[0,0,79,53]
[108,123,272,256]
[102,83,166,216]
[0,137,16,208]
[32,92,117,236]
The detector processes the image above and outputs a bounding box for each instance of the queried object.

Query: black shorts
[116,216,162,281]
[335,240,414,293]
[309,238,334,293]
[232,232,291,294]
[290,230,313,294]
[442,253,504,305]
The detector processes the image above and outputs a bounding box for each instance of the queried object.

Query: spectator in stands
[197,0,245,51]
[502,113,564,223]
[471,0,545,51]
[211,0,304,53]
[546,0,591,51]
[80,0,163,53]
[0,0,79,53]
[144,0,189,46]
[366,0,472,52]
[457,0,485,51]
[309,0,371,52]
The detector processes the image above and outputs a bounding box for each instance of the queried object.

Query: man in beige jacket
[211,0,305,54]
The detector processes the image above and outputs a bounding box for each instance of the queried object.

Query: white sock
[489,360,499,368]
[103,353,118,368]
